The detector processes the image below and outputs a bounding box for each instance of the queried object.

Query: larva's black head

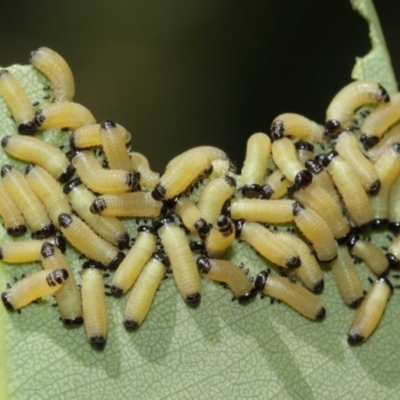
[63,177,82,194]
[189,240,206,254]
[89,336,107,351]
[346,232,360,251]
[124,319,139,332]
[100,120,116,130]
[126,172,140,190]
[371,218,388,231]
[152,183,166,201]
[321,151,338,167]
[286,256,301,269]
[52,268,69,284]
[186,292,201,308]
[59,164,75,183]
[241,184,262,199]
[233,219,245,238]
[270,120,285,140]
[196,256,211,274]
[377,83,390,103]
[82,260,105,270]
[295,140,314,152]
[349,296,364,309]
[254,270,269,292]
[312,279,324,294]
[223,174,236,188]
[58,213,73,228]
[221,200,231,217]
[260,183,274,199]
[217,215,233,236]
[40,242,55,259]
[33,110,45,128]
[54,236,66,253]
[337,229,352,245]
[25,163,35,175]
[108,251,126,271]
[1,292,14,312]
[194,219,211,240]
[138,225,156,235]
[18,121,37,135]
[63,316,84,328]
[314,154,326,167]
[1,135,11,148]
[90,198,106,214]
[388,222,400,234]
[152,251,170,267]
[324,120,341,137]
[164,197,179,211]
[393,142,400,154]
[117,233,130,250]
[386,253,400,269]
[1,164,12,177]
[7,225,27,237]
[360,134,379,148]
[0,69,8,77]
[292,201,305,217]
[229,160,237,174]
[153,215,175,231]
[368,179,381,195]
[347,333,364,346]
[32,223,56,240]
[111,284,123,298]
[237,288,257,304]
[305,159,322,175]
[315,307,326,321]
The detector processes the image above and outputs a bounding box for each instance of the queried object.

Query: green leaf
[1,1,400,399]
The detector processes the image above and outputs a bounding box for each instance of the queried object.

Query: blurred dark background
[0,1,398,171]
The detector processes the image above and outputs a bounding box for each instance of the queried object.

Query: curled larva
[260,169,289,200]
[295,140,314,165]
[129,151,160,190]
[29,47,75,102]
[204,215,235,258]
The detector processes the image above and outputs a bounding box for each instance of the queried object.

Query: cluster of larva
[0,48,399,351]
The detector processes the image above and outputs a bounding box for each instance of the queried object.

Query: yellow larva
[1,164,55,239]
[330,245,364,308]
[63,178,129,249]
[58,213,125,270]
[235,220,301,269]
[25,164,72,228]
[229,198,295,224]
[254,270,326,320]
[123,252,169,331]
[274,231,324,293]
[89,191,162,219]
[2,135,75,182]
[173,195,211,239]
[0,69,36,134]
[197,175,236,224]
[204,215,235,258]
[129,151,160,190]
[0,183,26,236]
[322,151,373,228]
[40,242,83,327]
[325,79,390,137]
[347,233,389,277]
[290,183,350,242]
[335,130,380,194]
[196,257,257,304]
[271,113,324,142]
[0,236,65,264]
[241,132,271,198]
[1,268,68,312]
[33,102,96,131]
[81,260,107,351]
[292,201,337,262]
[271,136,312,190]
[100,120,133,172]
[29,47,75,102]
[110,226,157,297]
[260,169,289,200]
[154,216,201,307]
[348,277,392,345]
[70,123,131,149]
[295,140,314,165]
[152,149,213,201]
[71,150,140,194]
[361,92,400,148]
